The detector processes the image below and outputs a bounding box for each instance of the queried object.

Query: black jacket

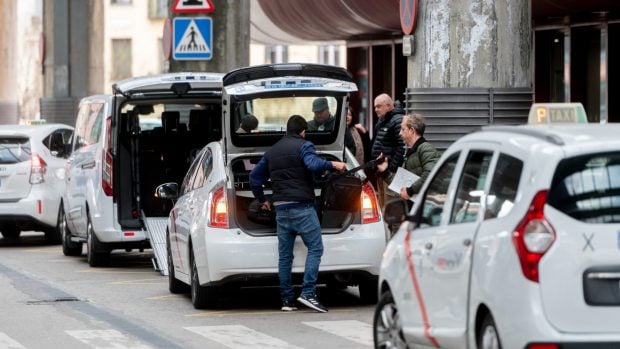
[370,106,406,173]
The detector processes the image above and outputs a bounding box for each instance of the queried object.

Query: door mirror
[383,198,410,225]
[155,183,179,199]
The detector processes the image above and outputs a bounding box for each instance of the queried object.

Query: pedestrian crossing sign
[173,17,212,60]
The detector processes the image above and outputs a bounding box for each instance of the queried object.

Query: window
[266,45,288,64]
[111,39,132,81]
[319,45,340,65]
[191,149,213,190]
[43,129,73,158]
[148,0,167,19]
[485,154,523,220]
[548,152,620,223]
[0,137,31,164]
[450,151,493,224]
[111,0,132,4]
[74,103,104,151]
[419,153,459,227]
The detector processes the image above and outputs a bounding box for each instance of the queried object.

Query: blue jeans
[275,204,323,302]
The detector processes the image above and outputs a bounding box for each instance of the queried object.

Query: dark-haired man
[250,115,345,313]
[307,97,336,132]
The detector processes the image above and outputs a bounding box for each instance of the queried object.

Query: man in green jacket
[377,113,441,200]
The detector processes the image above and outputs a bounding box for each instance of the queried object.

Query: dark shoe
[281,299,298,311]
[297,294,328,313]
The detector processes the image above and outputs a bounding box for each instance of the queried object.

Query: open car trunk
[230,155,360,236]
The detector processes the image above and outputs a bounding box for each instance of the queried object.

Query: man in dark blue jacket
[250,115,345,313]
[370,93,406,207]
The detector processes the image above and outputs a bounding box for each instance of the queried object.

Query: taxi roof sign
[528,103,588,124]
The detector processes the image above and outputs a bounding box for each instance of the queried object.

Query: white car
[374,123,620,348]
[0,124,73,241]
[157,63,389,309]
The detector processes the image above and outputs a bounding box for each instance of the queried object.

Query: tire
[477,314,502,349]
[1,226,20,239]
[167,233,189,294]
[373,290,408,349]
[61,206,82,256]
[86,217,109,267]
[190,250,217,309]
[359,279,379,304]
[45,205,64,244]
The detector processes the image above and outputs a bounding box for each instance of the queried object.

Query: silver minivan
[62,73,224,266]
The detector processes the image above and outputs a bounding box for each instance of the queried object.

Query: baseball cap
[312,97,329,112]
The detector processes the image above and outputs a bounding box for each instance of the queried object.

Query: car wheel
[168,233,189,294]
[190,250,217,309]
[1,225,21,239]
[61,206,82,256]
[359,279,379,304]
[45,205,64,244]
[477,314,502,349]
[373,290,408,349]
[86,217,109,267]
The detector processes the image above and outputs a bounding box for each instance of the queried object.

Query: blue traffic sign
[173,17,212,60]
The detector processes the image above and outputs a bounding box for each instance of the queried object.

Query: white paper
[388,167,420,195]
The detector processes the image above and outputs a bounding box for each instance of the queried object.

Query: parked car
[0,124,73,241]
[374,123,620,349]
[157,63,388,309]
[62,73,224,265]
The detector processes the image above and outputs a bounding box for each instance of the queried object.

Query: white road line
[0,333,26,349]
[185,325,303,349]
[65,330,152,349]
[302,320,373,346]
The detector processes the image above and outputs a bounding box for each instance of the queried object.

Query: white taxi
[157,64,388,309]
[374,122,620,348]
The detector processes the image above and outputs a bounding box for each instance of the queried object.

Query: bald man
[370,93,406,207]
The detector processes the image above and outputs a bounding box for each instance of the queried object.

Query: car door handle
[424,242,433,250]
[81,161,96,169]
[463,238,472,247]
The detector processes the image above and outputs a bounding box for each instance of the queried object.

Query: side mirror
[383,198,413,225]
[155,183,179,199]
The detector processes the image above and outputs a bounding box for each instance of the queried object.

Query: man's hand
[260,201,272,211]
[399,187,411,200]
[331,161,346,172]
[376,153,388,173]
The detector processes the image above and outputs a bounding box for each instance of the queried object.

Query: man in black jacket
[249,115,345,313]
[370,93,406,207]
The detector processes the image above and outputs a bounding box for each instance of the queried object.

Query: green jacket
[384,137,441,196]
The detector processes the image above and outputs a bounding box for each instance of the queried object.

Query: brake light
[527,344,559,349]
[512,190,555,283]
[102,116,113,196]
[209,186,229,228]
[29,154,47,184]
[361,182,380,224]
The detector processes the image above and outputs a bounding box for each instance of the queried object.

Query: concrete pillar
[0,0,18,124]
[41,0,95,125]
[168,0,250,73]
[409,0,531,88]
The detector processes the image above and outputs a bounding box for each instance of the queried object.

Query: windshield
[230,94,345,147]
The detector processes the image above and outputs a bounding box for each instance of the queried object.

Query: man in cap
[307,97,336,132]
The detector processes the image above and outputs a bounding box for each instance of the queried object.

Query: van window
[450,151,493,224]
[419,152,459,227]
[485,154,523,220]
[0,137,31,164]
[74,103,104,150]
[548,152,620,223]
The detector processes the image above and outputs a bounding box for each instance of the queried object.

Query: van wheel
[477,314,502,349]
[359,279,379,304]
[168,234,189,294]
[1,226,20,239]
[190,250,217,309]
[373,290,407,349]
[61,206,82,256]
[86,218,109,267]
[45,205,64,244]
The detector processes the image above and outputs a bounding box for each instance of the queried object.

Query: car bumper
[0,191,59,229]
[197,221,387,284]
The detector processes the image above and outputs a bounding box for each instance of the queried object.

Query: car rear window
[548,152,620,223]
[0,137,31,164]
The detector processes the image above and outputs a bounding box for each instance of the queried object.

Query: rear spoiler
[223,63,353,86]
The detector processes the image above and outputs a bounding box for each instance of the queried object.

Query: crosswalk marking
[0,333,25,349]
[65,330,152,349]
[185,325,303,349]
[303,320,373,346]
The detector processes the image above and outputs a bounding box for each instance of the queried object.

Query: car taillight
[527,344,559,349]
[361,182,379,224]
[209,186,229,228]
[102,116,113,196]
[512,190,555,283]
[29,154,47,184]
